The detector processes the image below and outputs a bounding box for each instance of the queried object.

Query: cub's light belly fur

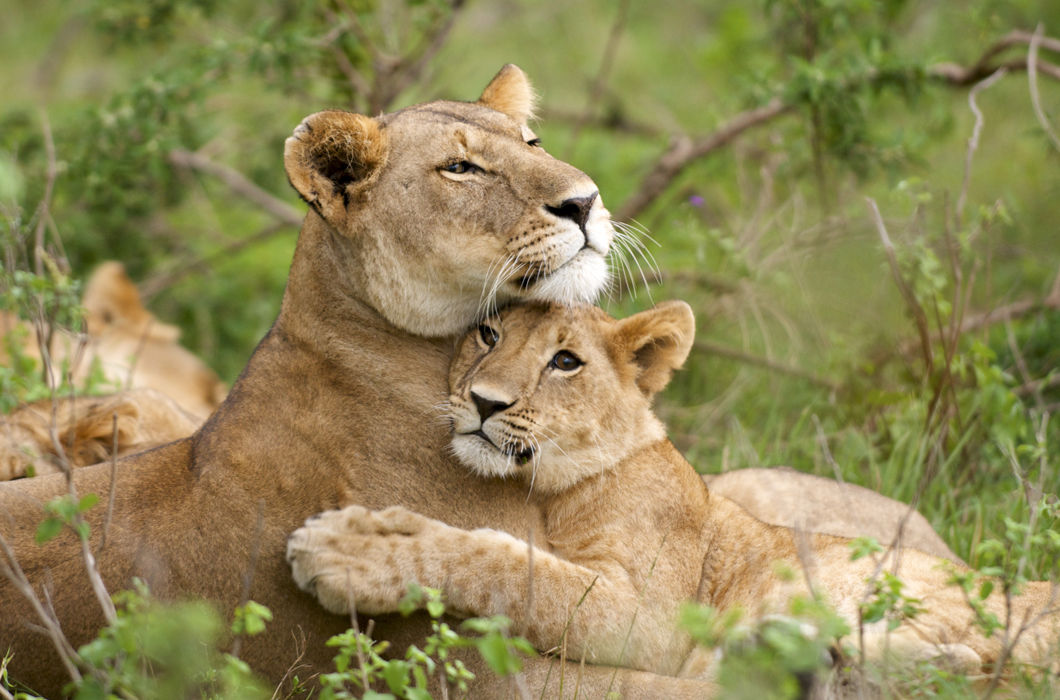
[289,302,1060,682]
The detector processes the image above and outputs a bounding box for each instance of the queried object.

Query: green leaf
[78,493,100,512]
[426,598,445,619]
[382,660,409,694]
[475,634,522,676]
[35,517,63,544]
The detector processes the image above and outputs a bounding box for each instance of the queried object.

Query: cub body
[289,302,1060,682]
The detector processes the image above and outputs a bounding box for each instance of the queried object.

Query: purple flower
[689,195,705,208]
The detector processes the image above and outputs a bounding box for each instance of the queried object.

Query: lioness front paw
[286,504,439,615]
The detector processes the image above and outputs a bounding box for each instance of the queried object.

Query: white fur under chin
[451,434,521,479]
[525,249,610,305]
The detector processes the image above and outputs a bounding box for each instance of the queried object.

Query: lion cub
[288,302,1059,679]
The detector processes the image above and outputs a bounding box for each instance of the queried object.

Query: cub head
[446,301,695,493]
[283,65,614,337]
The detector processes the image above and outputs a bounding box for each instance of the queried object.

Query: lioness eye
[443,161,481,175]
[549,350,582,372]
[478,324,499,348]
[527,138,542,147]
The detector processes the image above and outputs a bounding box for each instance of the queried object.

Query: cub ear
[478,64,537,125]
[614,301,696,397]
[284,111,389,227]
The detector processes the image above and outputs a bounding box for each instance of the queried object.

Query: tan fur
[703,468,962,563]
[0,67,715,698]
[288,302,1059,685]
[2,262,227,420]
[0,389,199,481]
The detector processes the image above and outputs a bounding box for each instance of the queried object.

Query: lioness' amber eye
[549,350,582,372]
[443,161,481,175]
[478,324,499,348]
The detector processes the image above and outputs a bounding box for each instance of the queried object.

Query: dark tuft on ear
[478,64,537,125]
[614,301,696,397]
[284,111,389,226]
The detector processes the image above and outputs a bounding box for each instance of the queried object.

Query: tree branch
[169,149,304,228]
[692,338,840,391]
[617,98,792,220]
[616,29,1060,221]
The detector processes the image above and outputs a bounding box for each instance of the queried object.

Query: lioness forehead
[384,100,525,141]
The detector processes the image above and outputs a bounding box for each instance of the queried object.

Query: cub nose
[546,192,598,232]
[471,391,513,423]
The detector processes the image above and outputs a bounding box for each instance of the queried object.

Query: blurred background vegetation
[2,0,1059,575]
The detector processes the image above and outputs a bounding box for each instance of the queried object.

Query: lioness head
[283,65,614,337]
[446,301,695,493]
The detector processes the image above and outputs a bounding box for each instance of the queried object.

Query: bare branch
[169,149,304,228]
[0,533,83,682]
[617,98,792,220]
[866,198,934,378]
[32,112,58,278]
[97,412,120,554]
[692,338,840,391]
[565,0,631,157]
[140,223,289,299]
[957,68,1007,225]
[1028,24,1060,154]
[616,30,1060,220]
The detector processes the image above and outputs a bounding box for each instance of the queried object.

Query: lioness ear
[615,301,696,397]
[478,64,537,125]
[284,110,389,227]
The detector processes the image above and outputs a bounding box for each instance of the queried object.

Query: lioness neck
[278,211,394,340]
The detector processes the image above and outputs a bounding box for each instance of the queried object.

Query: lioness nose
[471,391,514,422]
[546,192,597,232]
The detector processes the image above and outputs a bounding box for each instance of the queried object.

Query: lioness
[0,66,710,697]
[1,261,227,421]
[288,301,1059,685]
[0,389,199,481]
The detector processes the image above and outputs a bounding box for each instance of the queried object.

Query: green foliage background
[2,2,1060,693]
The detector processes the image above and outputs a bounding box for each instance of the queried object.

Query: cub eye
[478,324,499,348]
[526,138,542,147]
[549,350,582,372]
[442,161,481,175]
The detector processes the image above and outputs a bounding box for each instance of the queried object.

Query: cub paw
[286,504,435,616]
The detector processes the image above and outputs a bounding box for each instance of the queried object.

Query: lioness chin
[289,301,1060,689]
[1,66,712,698]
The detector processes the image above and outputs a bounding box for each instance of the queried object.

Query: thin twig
[0,533,83,682]
[168,149,303,228]
[32,112,58,278]
[618,98,792,220]
[1028,24,1060,154]
[618,30,1060,220]
[96,412,120,554]
[866,198,934,379]
[692,338,840,391]
[140,223,289,300]
[565,0,630,158]
[957,68,1007,226]
[230,500,266,661]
